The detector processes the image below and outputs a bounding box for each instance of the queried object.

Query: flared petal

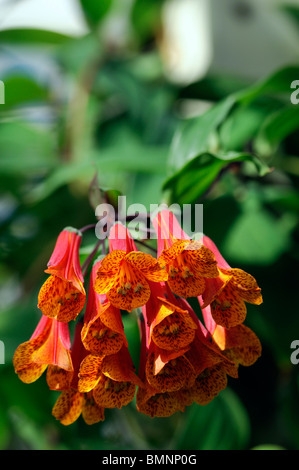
[136,386,185,418]
[81,392,105,425]
[37,275,86,322]
[213,323,262,367]
[52,388,83,426]
[78,355,103,393]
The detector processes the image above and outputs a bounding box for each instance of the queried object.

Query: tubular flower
[146,281,197,352]
[37,228,86,323]
[52,322,105,426]
[152,210,218,298]
[201,236,263,328]
[201,301,262,370]
[136,296,234,418]
[78,345,144,410]
[94,223,168,311]
[13,314,73,389]
[81,260,128,356]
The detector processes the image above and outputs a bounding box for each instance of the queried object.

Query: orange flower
[81,260,128,356]
[201,302,262,370]
[94,223,168,311]
[136,297,233,418]
[201,236,263,328]
[144,281,197,352]
[52,322,105,426]
[152,210,218,298]
[37,228,86,323]
[77,346,144,410]
[13,315,73,389]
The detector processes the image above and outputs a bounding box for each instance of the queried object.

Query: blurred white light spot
[160,0,212,84]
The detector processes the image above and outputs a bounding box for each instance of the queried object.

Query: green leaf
[169,66,299,175]
[79,0,113,26]
[169,95,236,173]
[163,151,270,205]
[234,65,299,105]
[0,28,72,44]
[255,106,299,156]
[1,75,50,108]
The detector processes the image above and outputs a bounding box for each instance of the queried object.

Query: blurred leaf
[1,75,49,108]
[28,125,168,202]
[280,4,299,29]
[222,196,297,265]
[219,102,279,152]
[174,388,250,450]
[79,0,113,27]
[163,151,270,205]
[235,66,299,105]
[0,28,72,44]
[169,66,299,174]
[131,0,163,43]
[255,106,299,156]
[0,122,57,176]
[169,96,236,173]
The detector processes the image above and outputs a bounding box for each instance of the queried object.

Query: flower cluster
[13,210,262,424]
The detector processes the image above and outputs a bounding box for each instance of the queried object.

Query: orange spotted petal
[52,388,83,426]
[213,323,262,367]
[167,274,206,299]
[221,268,263,305]
[210,282,247,329]
[101,346,144,388]
[146,348,196,393]
[150,297,197,351]
[37,275,86,323]
[186,364,228,406]
[46,365,73,391]
[78,354,103,393]
[125,251,168,282]
[106,266,151,312]
[136,386,185,418]
[81,392,105,425]
[92,375,137,409]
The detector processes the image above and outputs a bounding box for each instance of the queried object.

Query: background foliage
[0,0,299,450]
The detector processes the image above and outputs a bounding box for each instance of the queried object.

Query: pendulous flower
[152,210,219,299]
[37,228,86,323]
[201,235,263,328]
[52,322,105,426]
[81,259,128,357]
[13,314,73,389]
[78,345,144,410]
[201,301,262,370]
[94,223,168,311]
